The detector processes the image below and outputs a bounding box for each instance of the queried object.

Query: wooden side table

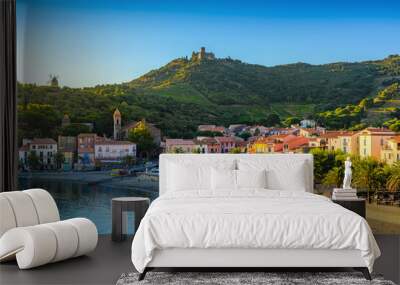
[112,197,150,242]
[332,198,366,218]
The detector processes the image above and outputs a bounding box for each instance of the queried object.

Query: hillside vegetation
[17,54,400,139]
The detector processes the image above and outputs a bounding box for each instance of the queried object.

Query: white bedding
[131,190,380,273]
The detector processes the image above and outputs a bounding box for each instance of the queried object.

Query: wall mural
[16,0,400,234]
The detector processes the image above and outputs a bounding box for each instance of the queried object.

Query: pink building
[165,139,199,153]
[215,136,237,153]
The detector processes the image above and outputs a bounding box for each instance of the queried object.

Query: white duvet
[131,190,380,273]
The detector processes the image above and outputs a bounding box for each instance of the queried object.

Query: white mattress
[131,190,380,273]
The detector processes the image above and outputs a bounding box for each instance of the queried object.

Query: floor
[0,235,399,285]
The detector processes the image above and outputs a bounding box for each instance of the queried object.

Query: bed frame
[139,248,371,280]
[139,154,372,281]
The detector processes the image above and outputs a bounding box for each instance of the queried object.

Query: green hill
[17,53,400,139]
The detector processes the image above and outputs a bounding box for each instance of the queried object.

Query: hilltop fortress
[191,47,215,61]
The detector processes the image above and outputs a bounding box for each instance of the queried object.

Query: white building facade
[95,141,136,162]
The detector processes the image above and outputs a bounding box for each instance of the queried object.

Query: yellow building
[381,136,400,164]
[358,128,396,160]
[248,137,275,154]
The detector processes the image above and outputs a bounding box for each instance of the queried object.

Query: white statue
[343,157,352,189]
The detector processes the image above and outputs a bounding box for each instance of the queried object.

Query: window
[99,147,102,152]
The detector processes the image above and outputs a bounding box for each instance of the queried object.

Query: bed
[131,154,380,280]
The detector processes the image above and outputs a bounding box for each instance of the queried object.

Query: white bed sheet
[131,190,380,273]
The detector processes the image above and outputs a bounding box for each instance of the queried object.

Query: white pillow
[238,159,308,192]
[167,162,210,191]
[236,169,267,189]
[166,160,236,192]
[211,168,237,191]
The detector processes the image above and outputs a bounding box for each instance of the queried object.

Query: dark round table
[111,197,150,242]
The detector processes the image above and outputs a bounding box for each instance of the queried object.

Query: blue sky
[17,0,400,87]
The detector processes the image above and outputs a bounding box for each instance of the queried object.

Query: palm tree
[352,157,381,203]
[387,163,400,192]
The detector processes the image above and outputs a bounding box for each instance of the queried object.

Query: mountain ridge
[17,53,400,139]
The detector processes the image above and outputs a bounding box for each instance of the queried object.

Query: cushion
[166,160,236,192]
[236,169,267,189]
[238,159,307,191]
[211,168,237,191]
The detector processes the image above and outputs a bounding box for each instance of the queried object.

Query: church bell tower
[113,108,121,140]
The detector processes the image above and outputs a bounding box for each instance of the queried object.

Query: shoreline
[18,171,159,193]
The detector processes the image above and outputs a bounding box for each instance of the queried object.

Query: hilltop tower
[192,47,215,61]
[113,108,121,140]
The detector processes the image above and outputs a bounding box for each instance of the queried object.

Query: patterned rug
[116,271,396,285]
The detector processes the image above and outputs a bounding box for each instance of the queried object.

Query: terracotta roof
[96,140,135,146]
[200,137,218,144]
[166,139,195,146]
[214,136,236,143]
[31,138,57,145]
[275,136,309,152]
[361,127,396,135]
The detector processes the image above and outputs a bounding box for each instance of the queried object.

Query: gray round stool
[111,197,150,242]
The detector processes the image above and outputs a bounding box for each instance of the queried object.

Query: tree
[352,157,383,203]
[173,147,185,153]
[238,131,251,141]
[310,149,337,184]
[27,151,41,170]
[323,167,343,188]
[128,121,157,158]
[263,114,281,127]
[387,163,400,192]
[196,130,223,137]
[60,123,91,137]
[254,128,260,136]
[229,147,242,154]
[18,103,59,139]
[54,152,65,169]
[283,117,301,127]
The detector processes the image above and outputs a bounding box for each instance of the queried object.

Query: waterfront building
[18,144,30,167]
[58,136,77,171]
[198,137,221,153]
[319,131,356,153]
[95,140,136,162]
[165,139,199,153]
[19,138,58,169]
[275,135,310,153]
[77,133,97,167]
[381,136,400,165]
[248,137,276,154]
[215,136,237,153]
[357,128,396,160]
